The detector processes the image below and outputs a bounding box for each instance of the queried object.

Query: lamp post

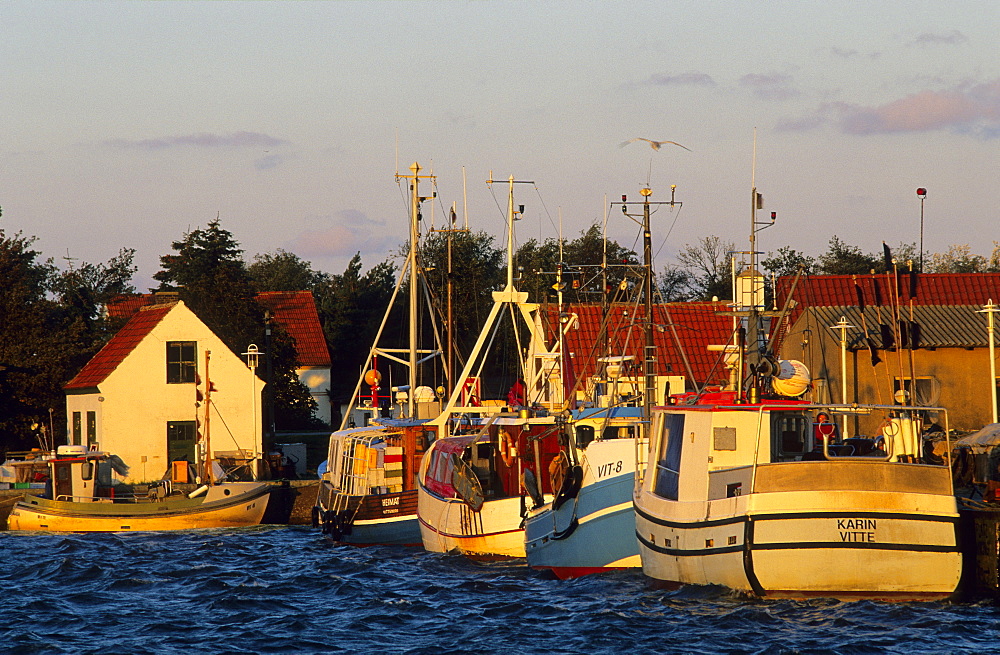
[978,300,999,424]
[829,316,856,437]
[243,344,261,471]
[917,188,927,271]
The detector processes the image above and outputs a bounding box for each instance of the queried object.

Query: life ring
[499,429,515,467]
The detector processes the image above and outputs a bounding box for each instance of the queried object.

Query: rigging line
[532,184,560,238]
[209,403,244,454]
[653,204,685,260]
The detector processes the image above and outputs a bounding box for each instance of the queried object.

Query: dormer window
[167,341,197,384]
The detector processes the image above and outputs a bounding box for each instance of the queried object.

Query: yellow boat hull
[6,482,272,532]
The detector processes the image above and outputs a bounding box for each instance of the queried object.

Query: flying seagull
[620,137,691,152]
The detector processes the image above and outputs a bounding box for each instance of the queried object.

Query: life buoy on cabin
[499,429,516,467]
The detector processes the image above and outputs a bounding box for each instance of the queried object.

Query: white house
[64,300,263,483]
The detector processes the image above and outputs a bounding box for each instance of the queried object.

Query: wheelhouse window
[771,412,810,461]
[654,414,685,500]
[71,412,82,446]
[167,341,197,384]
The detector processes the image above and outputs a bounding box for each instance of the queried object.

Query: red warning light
[916,188,927,198]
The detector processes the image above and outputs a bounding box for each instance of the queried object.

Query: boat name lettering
[596,461,623,478]
[837,518,876,542]
[382,508,399,515]
[381,496,401,507]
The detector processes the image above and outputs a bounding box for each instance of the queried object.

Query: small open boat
[6,445,273,532]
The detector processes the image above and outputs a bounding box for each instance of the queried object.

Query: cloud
[284,210,399,259]
[830,47,880,60]
[739,73,799,101]
[836,79,1000,137]
[105,131,288,150]
[644,72,716,87]
[910,30,968,46]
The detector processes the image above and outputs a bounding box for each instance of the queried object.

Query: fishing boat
[524,187,686,577]
[7,351,275,532]
[6,445,273,532]
[417,175,578,559]
[313,162,444,546]
[631,174,962,600]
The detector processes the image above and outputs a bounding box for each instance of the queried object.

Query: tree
[676,236,735,300]
[816,236,881,275]
[315,253,398,403]
[761,246,817,279]
[657,265,694,302]
[420,230,505,365]
[928,244,990,273]
[0,217,67,451]
[154,219,319,430]
[249,249,329,291]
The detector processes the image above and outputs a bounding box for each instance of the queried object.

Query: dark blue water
[1,527,996,654]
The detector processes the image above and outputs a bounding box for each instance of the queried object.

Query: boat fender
[553,465,583,511]
[338,509,354,536]
[321,510,336,535]
[187,485,209,499]
[499,430,515,468]
[548,451,569,497]
[311,505,321,529]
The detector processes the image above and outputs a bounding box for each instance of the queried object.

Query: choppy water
[1,526,997,654]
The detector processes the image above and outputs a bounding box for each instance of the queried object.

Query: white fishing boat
[416,175,575,559]
[631,169,962,600]
[313,162,443,546]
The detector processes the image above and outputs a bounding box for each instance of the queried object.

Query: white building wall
[67,303,263,483]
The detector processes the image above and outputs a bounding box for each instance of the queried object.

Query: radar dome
[772,360,810,397]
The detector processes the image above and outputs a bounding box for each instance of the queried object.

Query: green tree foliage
[249,249,330,291]
[314,253,398,403]
[676,236,735,300]
[0,208,143,451]
[153,219,319,430]
[928,243,1000,273]
[420,230,504,358]
[761,246,817,279]
[816,236,882,275]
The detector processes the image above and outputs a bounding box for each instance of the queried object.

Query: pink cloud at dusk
[284,210,399,260]
[838,79,1000,137]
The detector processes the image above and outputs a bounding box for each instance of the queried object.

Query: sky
[3,1,998,291]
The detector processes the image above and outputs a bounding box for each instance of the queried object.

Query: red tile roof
[542,302,737,389]
[776,273,1000,309]
[65,303,175,390]
[256,291,331,367]
[107,291,331,368]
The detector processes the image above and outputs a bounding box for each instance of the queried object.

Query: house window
[72,412,82,446]
[893,377,940,406]
[167,341,197,384]
[86,411,97,448]
[167,421,197,463]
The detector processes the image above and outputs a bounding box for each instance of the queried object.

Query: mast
[641,188,655,422]
[394,162,435,418]
[204,350,213,485]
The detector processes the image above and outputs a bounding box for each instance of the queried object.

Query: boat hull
[525,470,640,578]
[316,483,421,546]
[6,482,272,532]
[417,486,526,559]
[634,482,963,600]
